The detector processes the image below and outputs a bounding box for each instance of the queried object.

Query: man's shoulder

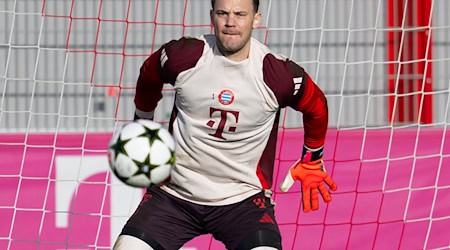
[158,35,209,83]
[253,39,308,108]
[164,35,206,53]
[251,37,287,60]
[161,35,212,67]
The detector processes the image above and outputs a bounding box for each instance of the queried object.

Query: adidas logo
[293,77,303,95]
[259,213,274,224]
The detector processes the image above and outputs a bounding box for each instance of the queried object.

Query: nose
[225,14,236,26]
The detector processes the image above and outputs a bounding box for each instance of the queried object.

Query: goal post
[1,0,449,249]
[387,0,434,124]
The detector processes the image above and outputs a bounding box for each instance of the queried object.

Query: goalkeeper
[114,0,337,249]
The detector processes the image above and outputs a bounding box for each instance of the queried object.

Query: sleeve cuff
[302,145,324,162]
[134,109,155,120]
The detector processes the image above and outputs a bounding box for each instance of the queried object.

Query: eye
[216,11,227,16]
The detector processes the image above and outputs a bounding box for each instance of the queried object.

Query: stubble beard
[216,34,250,58]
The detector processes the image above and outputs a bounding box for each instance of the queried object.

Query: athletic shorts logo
[218,89,234,105]
[259,213,275,224]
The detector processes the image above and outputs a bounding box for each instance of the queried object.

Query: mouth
[223,31,239,36]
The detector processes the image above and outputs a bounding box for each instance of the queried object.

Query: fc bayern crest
[218,89,235,105]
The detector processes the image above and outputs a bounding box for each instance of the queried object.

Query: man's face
[211,0,261,61]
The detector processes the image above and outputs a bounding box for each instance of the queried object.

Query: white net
[1,0,449,249]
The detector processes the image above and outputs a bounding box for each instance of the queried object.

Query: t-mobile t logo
[206,107,240,140]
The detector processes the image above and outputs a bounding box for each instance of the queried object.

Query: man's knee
[236,229,282,250]
[251,247,279,250]
[113,235,154,250]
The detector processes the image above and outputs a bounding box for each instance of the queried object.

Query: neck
[217,43,251,62]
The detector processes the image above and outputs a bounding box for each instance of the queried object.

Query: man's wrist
[134,109,155,121]
[302,145,324,162]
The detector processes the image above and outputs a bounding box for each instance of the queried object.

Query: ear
[252,12,262,29]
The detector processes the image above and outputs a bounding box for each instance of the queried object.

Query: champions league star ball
[108,120,175,188]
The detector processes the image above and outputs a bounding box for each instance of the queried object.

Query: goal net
[1,0,449,249]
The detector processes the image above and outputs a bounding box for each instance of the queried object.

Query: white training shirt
[134,34,329,205]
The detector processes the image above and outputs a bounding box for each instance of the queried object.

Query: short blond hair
[211,0,259,12]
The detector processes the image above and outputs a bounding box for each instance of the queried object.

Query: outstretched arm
[280,61,337,212]
[295,73,328,150]
[134,49,165,120]
[134,37,205,121]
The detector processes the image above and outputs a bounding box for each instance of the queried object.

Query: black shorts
[120,186,281,250]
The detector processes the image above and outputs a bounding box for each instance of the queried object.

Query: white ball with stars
[108,119,175,188]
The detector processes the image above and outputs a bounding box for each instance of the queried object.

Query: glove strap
[302,145,324,162]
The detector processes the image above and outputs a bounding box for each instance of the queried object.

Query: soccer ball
[108,119,175,188]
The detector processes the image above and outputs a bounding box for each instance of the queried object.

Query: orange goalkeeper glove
[280,146,337,212]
